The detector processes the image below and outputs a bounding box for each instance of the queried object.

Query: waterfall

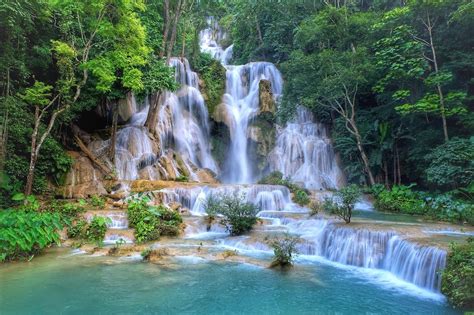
[269,107,345,190]
[200,20,283,184]
[291,221,446,292]
[221,63,283,183]
[199,17,233,65]
[91,57,217,181]
[157,184,294,215]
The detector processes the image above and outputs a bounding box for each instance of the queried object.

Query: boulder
[259,79,275,114]
[60,152,107,198]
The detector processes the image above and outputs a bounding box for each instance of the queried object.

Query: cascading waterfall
[221,63,283,183]
[199,17,233,65]
[199,19,283,183]
[269,106,345,190]
[155,184,446,292]
[91,57,217,181]
[157,184,295,215]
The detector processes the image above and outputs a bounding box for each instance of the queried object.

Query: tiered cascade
[90,58,218,181]
[268,107,345,189]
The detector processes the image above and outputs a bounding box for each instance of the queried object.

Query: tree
[205,193,259,236]
[20,0,151,195]
[425,137,474,189]
[323,184,361,223]
[268,234,299,268]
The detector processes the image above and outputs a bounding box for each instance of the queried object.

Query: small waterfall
[157,184,293,215]
[269,107,344,190]
[291,222,447,292]
[199,17,233,65]
[91,56,217,181]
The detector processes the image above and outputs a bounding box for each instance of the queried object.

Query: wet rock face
[259,79,275,114]
[60,152,107,198]
[117,92,137,123]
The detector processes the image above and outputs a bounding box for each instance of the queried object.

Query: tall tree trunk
[425,14,449,142]
[160,0,171,58]
[166,0,184,61]
[181,24,187,59]
[25,107,41,196]
[109,100,118,163]
[144,92,162,136]
[350,119,375,186]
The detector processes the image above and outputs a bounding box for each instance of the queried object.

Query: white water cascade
[153,184,447,293]
[222,63,283,183]
[199,17,233,65]
[91,57,218,181]
[269,107,345,190]
[199,20,283,184]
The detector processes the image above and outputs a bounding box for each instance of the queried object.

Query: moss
[441,237,474,309]
[191,53,226,117]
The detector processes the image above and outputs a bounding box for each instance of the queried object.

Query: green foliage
[258,171,310,206]
[175,175,189,182]
[67,219,88,239]
[0,210,62,262]
[90,195,106,208]
[191,53,226,116]
[372,184,426,215]
[441,238,474,309]
[53,201,85,220]
[293,190,310,207]
[425,137,474,189]
[268,234,299,268]
[127,195,182,243]
[205,193,259,236]
[425,194,474,225]
[372,185,474,224]
[85,216,111,246]
[323,184,361,223]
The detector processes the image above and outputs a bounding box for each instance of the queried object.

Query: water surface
[0,250,458,315]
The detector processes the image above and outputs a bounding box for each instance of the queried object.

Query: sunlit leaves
[20,81,53,107]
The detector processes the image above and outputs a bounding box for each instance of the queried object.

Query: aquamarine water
[0,250,458,314]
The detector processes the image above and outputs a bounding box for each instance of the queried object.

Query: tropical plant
[441,237,474,309]
[268,234,299,268]
[323,184,361,223]
[67,219,88,239]
[205,193,259,236]
[85,216,111,246]
[0,210,62,261]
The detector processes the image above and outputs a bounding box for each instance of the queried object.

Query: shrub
[425,195,474,225]
[175,175,189,182]
[205,193,259,236]
[372,184,427,215]
[294,190,310,206]
[323,184,361,223]
[85,216,111,246]
[259,171,310,206]
[441,237,474,309]
[268,234,299,268]
[127,195,183,243]
[191,52,226,115]
[425,137,474,190]
[135,221,160,243]
[90,195,106,208]
[53,201,85,221]
[0,210,62,261]
[67,219,88,238]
